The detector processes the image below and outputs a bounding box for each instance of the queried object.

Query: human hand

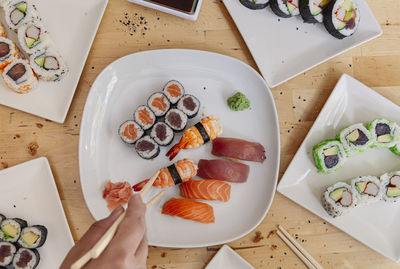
[60,194,148,269]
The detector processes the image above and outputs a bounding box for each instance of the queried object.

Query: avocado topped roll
[350,176,383,205]
[17,225,47,249]
[299,0,331,23]
[367,118,399,148]
[323,182,356,218]
[381,171,400,203]
[313,139,347,173]
[270,0,300,18]
[323,0,360,39]
[18,22,51,55]
[4,0,38,31]
[337,123,372,154]
[0,218,27,243]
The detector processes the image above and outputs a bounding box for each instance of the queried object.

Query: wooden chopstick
[71,170,161,269]
[277,225,323,269]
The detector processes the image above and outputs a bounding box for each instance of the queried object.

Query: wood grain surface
[0,0,399,268]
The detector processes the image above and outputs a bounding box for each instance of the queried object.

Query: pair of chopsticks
[276,225,323,269]
[71,171,164,269]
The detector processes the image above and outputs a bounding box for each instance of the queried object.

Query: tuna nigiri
[180,180,231,202]
[103,181,133,211]
[197,159,250,183]
[133,159,197,191]
[162,198,215,224]
[212,137,266,163]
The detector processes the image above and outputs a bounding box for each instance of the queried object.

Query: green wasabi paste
[227,92,250,111]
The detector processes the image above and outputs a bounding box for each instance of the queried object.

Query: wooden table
[1,0,399,268]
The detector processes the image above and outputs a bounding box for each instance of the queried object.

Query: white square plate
[0,157,74,268]
[206,245,254,269]
[277,74,400,262]
[223,0,382,88]
[0,0,109,123]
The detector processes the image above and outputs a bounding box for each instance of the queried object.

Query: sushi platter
[79,49,280,248]
[223,0,382,87]
[278,74,400,262]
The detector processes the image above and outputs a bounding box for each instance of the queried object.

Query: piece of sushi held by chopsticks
[1,58,38,94]
[323,0,360,39]
[270,0,300,18]
[4,0,39,31]
[299,0,331,24]
[239,0,270,10]
[212,137,267,163]
[312,139,347,173]
[381,172,400,203]
[322,182,357,218]
[166,116,223,161]
[133,159,197,191]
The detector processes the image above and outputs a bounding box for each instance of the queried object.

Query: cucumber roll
[17,225,47,249]
[150,122,174,146]
[299,0,331,23]
[1,59,38,94]
[322,182,356,218]
[0,242,17,267]
[0,218,27,243]
[367,118,399,148]
[147,92,170,117]
[30,48,68,81]
[312,139,346,173]
[163,80,185,105]
[323,0,360,39]
[337,123,372,154]
[0,37,20,70]
[390,143,400,156]
[18,22,51,55]
[135,136,160,160]
[381,171,400,203]
[134,106,156,131]
[165,109,188,132]
[239,0,269,10]
[350,176,383,205]
[119,120,144,145]
[12,248,40,269]
[270,0,300,18]
[177,94,200,119]
[4,1,38,31]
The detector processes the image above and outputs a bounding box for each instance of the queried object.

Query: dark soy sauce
[146,0,198,14]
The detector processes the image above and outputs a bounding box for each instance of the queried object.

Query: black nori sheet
[299,0,320,23]
[270,0,292,18]
[239,0,269,10]
[167,164,182,185]
[18,225,48,249]
[323,0,347,39]
[195,122,210,143]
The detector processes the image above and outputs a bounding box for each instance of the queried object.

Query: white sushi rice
[135,136,159,159]
[381,171,400,203]
[1,58,38,94]
[165,108,188,132]
[350,176,383,205]
[331,0,360,37]
[0,242,17,266]
[17,226,45,248]
[314,140,347,173]
[177,94,200,118]
[13,248,38,269]
[118,120,144,144]
[18,22,52,55]
[4,0,39,31]
[150,122,174,146]
[30,48,68,82]
[338,123,373,154]
[147,92,170,117]
[322,182,357,218]
[368,119,400,148]
[0,219,23,242]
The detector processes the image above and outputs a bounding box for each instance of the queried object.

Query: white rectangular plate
[206,245,254,269]
[0,157,74,268]
[278,74,400,262]
[0,0,108,123]
[223,0,382,88]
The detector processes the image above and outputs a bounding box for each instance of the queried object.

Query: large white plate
[223,0,382,88]
[0,157,74,268]
[79,49,280,248]
[0,0,108,123]
[278,74,400,262]
[205,245,254,269]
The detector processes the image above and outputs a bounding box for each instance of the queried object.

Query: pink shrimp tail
[166,143,182,161]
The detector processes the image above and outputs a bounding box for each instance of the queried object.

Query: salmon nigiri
[162,198,215,224]
[180,180,231,202]
[133,159,197,191]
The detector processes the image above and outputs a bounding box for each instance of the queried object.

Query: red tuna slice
[212,137,266,163]
[197,159,250,183]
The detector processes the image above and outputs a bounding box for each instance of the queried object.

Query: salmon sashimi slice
[212,137,266,163]
[180,180,231,202]
[103,181,133,211]
[152,97,168,111]
[162,198,215,224]
[197,159,250,183]
[167,83,182,97]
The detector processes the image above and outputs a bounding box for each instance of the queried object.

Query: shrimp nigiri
[132,159,197,191]
[166,116,222,161]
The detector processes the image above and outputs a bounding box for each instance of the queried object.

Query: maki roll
[0,37,20,70]
[163,80,185,104]
[390,143,400,156]
[367,118,399,148]
[381,171,400,203]
[30,48,68,81]
[150,122,174,146]
[337,123,372,154]
[147,92,170,117]
[118,120,144,145]
[0,218,27,243]
[4,1,38,31]
[17,225,47,249]
[299,0,331,23]
[239,0,269,10]
[2,59,38,94]
[323,0,360,39]
[165,109,188,132]
[350,176,383,205]
[18,22,51,55]
[134,106,156,131]
[0,23,6,37]
[135,136,160,159]
[0,242,17,267]
[177,94,200,118]
[12,248,40,269]
[312,139,346,173]
[270,0,300,18]
[322,182,356,218]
